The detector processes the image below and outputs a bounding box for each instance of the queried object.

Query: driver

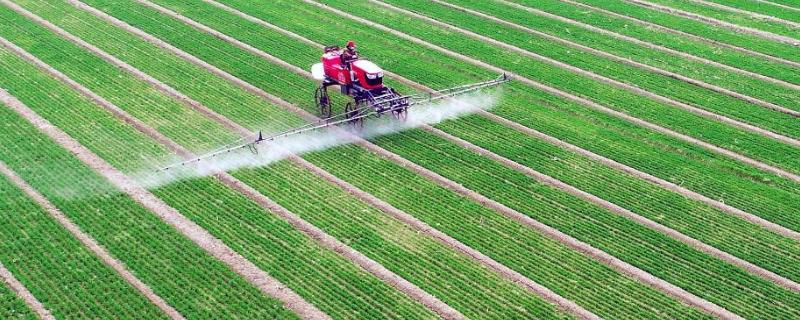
[341,40,359,68]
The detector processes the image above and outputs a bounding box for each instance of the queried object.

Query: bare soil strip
[356,2,800,242]
[428,125,800,292]
[557,0,800,69]
[687,0,800,28]
[304,0,800,183]
[0,0,248,138]
[150,0,800,293]
[218,174,465,320]
[625,0,800,46]
[1,9,461,317]
[0,161,186,319]
[490,0,800,93]
[61,1,602,317]
[0,262,54,320]
[110,1,752,317]
[0,72,328,320]
[752,0,800,12]
[373,0,800,138]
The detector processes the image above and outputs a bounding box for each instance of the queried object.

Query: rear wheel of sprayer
[315,86,331,119]
[392,105,408,122]
[345,101,364,129]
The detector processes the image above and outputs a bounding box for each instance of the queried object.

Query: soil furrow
[0,261,54,320]
[752,0,800,12]
[686,0,800,28]
[490,0,800,94]
[0,161,186,320]
[66,0,684,317]
[426,124,800,292]
[144,0,751,316]
[558,0,800,68]
[476,111,800,242]
[62,1,589,316]
[0,9,464,317]
[303,0,800,183]
[214,0,800,241]
[372,0,800,138]
[0,0,249,138]
[0,48,328,320]
[625,0,800,46]
[155,0,800,292]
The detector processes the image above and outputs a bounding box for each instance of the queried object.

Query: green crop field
[0,0,798,319]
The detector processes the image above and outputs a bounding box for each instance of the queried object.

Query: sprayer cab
[312,44,408,126]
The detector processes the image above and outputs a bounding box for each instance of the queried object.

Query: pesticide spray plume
[130,89,500,189]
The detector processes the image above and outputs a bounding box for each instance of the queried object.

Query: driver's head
[346,40,356,50]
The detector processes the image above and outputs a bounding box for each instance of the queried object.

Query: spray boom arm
[155,74,510,173]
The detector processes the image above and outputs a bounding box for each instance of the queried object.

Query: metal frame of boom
[155,74,510,172]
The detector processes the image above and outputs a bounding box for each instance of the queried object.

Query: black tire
[315,86,331,119]
[393,106,408,122]
[345,101,364,129]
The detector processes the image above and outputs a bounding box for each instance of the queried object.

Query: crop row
[202,0,800,232]
[0,7,445,319]
[0,280,35,320]
[425,0,800,110]
[560,0,800,63]
[494,0,800,85]
[0,38,313,320]
[9,0,715,318]
[0,3,574,318]
[0,2,585,318]
[685,0,800,23]
[375,129,800,318]
[5,1,685,318]
[230,161,572,319]
[0,166,164,319]
[117,0,794,288]
[636,0,800,39]
[350,0,800,230]
[437,116,800,280]
[170,0,800,242]
[54,0,800,318]
[314,0,800,170]
[764,0,800,9]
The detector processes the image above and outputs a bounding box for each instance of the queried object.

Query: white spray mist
[130,89,500,189]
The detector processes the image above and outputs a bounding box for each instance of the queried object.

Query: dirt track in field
[0,76,329,320]
[67,0,605,317]
[0,262,54,320]
[370,0,800,119]
[372,0,800,138]
[486,0,800,93]
[43,0,800,316]
[0,161,185,320]
[626,0,800,46]
[125,0,800,308]
[193,0,800,246]
[557,0,800,69]
[307,0,800,183]
[751,0,800,13]
[687,0,800,29]
[7,5,466,317]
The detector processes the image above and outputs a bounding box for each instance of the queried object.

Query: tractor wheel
[315,86,331,119]
[393,106,408,122]
[345,101,364,129]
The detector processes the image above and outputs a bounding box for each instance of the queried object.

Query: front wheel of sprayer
[345,101,364,129]
[392,106,408,122]
[315,86,331,119]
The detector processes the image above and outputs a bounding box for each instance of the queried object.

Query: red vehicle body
[313,45,407,124]
[320,50,384,90]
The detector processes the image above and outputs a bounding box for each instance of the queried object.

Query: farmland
[0,0,798,319]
